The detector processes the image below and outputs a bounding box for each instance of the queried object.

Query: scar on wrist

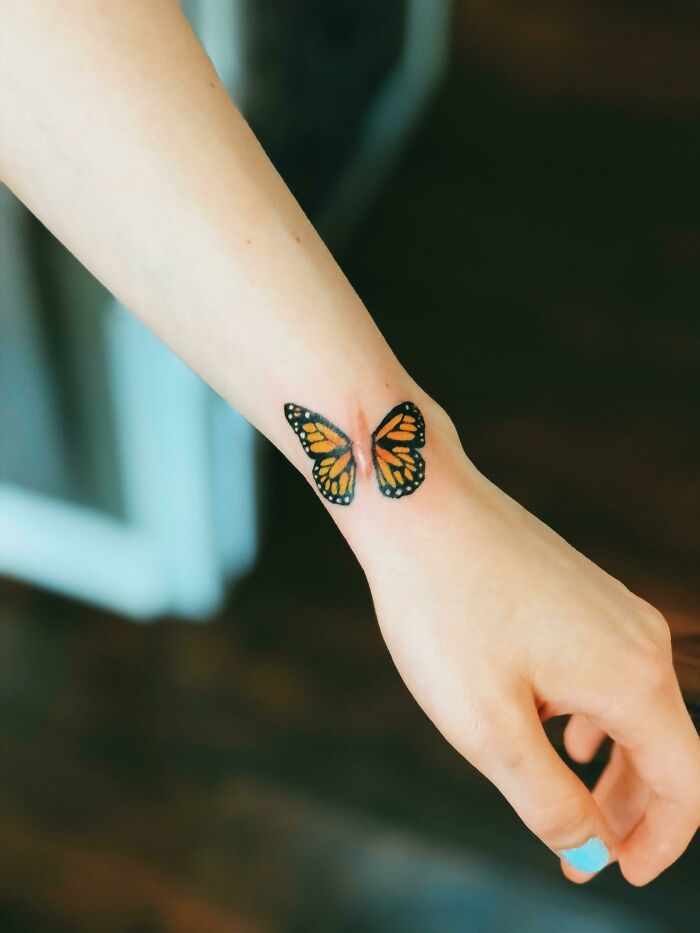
[284,401,426,505]
[352,407,373,481]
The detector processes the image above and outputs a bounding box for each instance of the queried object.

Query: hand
[357,407,700,885]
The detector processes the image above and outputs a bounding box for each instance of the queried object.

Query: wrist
[329,392,479,574]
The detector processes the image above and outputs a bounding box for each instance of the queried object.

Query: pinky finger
[564,713,606,764]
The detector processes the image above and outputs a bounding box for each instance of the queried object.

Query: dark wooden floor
[1,51,699,933]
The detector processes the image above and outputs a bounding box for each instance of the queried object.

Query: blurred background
[1,1,698,930]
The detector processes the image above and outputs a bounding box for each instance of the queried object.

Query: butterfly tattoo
[284,401,425,505]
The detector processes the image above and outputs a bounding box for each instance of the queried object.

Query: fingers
[593,654,700,886]
[591,744,651,841]
[561,742,651,884]
[472,697,614,878]
[618,793,699,886]
[614,698,700,886]
[564,713,606,763]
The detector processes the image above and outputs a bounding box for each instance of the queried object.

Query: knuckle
[640,603,673,651]
[628,636,675,694]
[653,836,676,862]
[529,792,590,843]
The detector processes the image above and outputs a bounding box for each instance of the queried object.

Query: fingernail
[560,836,610,873]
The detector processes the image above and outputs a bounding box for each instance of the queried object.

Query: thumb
[476,699,615,880]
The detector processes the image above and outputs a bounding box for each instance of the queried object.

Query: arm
[1,0,697,884]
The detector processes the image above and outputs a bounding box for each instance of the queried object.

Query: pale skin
[1,0,698,886]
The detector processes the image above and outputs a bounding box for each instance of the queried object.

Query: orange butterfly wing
[371,401,425,499]
[285,403,356,505]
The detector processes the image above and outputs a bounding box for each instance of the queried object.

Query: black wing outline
[284,402,356,505]
[371,401,425,499]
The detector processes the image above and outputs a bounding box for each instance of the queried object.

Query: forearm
[0,0,466,556]
[3,3,697,887]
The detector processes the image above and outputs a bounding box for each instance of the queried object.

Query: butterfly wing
[284,403,356,505]
[371,401,425,499]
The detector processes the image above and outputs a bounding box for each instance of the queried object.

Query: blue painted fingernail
[560,836,610,873]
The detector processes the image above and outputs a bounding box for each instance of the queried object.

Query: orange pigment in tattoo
[284,401,425,506]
